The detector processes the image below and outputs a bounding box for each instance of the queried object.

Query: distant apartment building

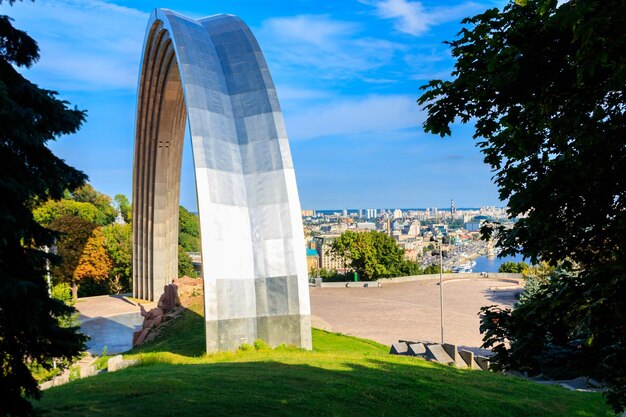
[404,221,420,236]
[429,223,448,236]
[464,221,482,232]
[306,248,319,274]
[301,209,316,217]
[356,222,376,231]
[398,239,423,261]
[312,234,346,271]
[366,208,377,219]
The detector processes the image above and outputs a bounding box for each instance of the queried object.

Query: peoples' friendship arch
[132,9,312,352]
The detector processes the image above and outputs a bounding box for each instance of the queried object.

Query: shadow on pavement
[80,312,143,355]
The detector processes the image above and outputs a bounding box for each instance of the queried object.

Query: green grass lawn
[35,304,615,416]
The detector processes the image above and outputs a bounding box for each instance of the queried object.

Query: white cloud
[369,0,484,36]
[284,95,423,140]
[262,15,358,47]
[275,86,333,102]
[3,0,148,91]
[404,48,454,80]
[257,14,403,82]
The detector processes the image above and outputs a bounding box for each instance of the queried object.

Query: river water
[473,253,527,273]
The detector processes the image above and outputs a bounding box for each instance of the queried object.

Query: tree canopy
[70,183,117,225]
[178,205,200,253]
[33,199,102,226]
[102,223,132,294]
[498,261,528,274]
[178,245,198,278]
[330,231,419,280]
[419,0,626,411]
[0,1,87,413]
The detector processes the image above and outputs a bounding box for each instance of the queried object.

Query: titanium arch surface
[132,9,311,352]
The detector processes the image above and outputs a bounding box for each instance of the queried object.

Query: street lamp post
[430,236,444,344]
[439,239,443,344]
[44,245,51,297]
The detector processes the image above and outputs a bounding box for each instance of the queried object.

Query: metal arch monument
[132,9,312,352]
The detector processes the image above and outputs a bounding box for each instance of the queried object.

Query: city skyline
[2,0,504,210]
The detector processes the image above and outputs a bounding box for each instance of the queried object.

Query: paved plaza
[310,278,521,353]
[77,295,155,355]
[76,278,520,355]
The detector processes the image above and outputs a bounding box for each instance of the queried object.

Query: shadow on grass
[64,297,612,416]
[128,307,390,358]
[35,355,612,417]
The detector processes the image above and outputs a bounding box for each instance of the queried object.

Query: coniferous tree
[0,1,88,414]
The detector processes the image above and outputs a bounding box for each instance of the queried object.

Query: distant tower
[451,199,456,220]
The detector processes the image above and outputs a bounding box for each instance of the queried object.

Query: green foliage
[311,267,351,282]
[518,261,553,304]
[50,283,79,329]
[238,340,271,352]
[68,365,81,382]
[178,206,200,252]
[29,366,61,384]
[481,266,588,378]
[423,264,441,275]
[35,188,131,296]
[481,264,626,411]
[28,283,81,384]
[92,355,109,371]
[0,3,88,414]
[178,245,197,278]
[50,282,74,306]
[71,183,117,225]
[33,183,118,227]
[419,0,626,410]
[33,199,101,226]
[253,339,270,351]
[330,231,415,280]
[102,223,132,294]
[48,215,98,298]
[498,261,529,273]
[238,343,253,352]
[312,329,388,354]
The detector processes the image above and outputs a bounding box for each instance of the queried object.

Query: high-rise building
[366,208,377,219]
[451,199,456,220]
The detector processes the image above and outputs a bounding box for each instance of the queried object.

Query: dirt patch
[173,276,203,309]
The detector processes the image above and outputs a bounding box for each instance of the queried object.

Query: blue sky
[2,0,506,210]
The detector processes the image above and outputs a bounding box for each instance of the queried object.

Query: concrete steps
[39,354,99,390]
[390,340,490,370]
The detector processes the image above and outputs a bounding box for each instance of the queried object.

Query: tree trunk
[71,282,78,301]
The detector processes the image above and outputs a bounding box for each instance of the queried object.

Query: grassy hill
[35,298,614,416]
